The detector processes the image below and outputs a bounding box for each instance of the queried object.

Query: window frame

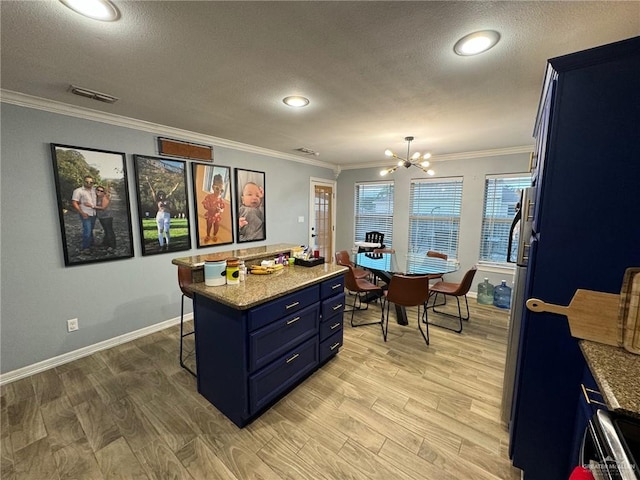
[353,180,394,248]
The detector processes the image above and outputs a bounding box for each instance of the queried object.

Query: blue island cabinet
[193,274,345,427]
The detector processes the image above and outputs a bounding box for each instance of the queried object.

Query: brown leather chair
[335,250,369,280]
[178,266,197,377]
[373,248,395,254]
[428,266,478,333]
[426,250,448,284]
[344,265,383,328]
[381,274,431,346]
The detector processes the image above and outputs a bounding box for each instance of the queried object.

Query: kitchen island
[178,250,347,427]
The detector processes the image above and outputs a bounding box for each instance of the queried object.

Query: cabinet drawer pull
[581,383,607,407]
[286,301,300,310]
[332,304,343,311]
[330,342,340,351]
[330,322,341,330]
[286,353,299,363]
[331,283,342,290]
[286,316,300,325]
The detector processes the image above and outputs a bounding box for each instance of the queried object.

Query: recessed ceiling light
[60,0,121,22]
[454,30,500,56]
[283,96,310,107]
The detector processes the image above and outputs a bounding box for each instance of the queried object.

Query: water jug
[204,260,227,286]
[477,278,495,305]
[493,280,512,309]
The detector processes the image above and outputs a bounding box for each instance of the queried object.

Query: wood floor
[1,297,522,479]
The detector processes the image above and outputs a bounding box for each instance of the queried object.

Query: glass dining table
[355,252,460,325]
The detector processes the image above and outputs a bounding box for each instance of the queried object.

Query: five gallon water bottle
[493,280,512,309]
[477,278,495,305]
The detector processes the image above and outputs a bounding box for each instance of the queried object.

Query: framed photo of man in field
[50,143,135,266]
[133,155,191,256]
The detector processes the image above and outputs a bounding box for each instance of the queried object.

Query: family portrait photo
[234,168,266,243]
[191,163,234,248]
[50,143,135,266]
[133,155,191,255]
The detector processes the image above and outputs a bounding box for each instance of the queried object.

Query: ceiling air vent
[69,85,119,104]
[295,147,320,156]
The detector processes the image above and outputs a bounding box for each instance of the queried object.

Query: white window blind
[354,181,394,247]
[407,177,463,268]
[480,174,532,263]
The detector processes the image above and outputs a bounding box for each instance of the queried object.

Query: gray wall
[335,152,531,287]
[0,103,334,374]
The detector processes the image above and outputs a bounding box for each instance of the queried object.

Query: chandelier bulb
[411,152,421,160]
[384,149,394,157]
[380,169,389,176]
[423,152,432,160]
[421,160,430,168]
[427,169,435,176]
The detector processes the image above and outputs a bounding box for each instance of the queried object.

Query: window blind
[354,181,394,247]
[480,174,532,263]
[407,177,463,267]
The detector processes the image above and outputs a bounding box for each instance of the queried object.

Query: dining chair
[357,231,385,252]
[373,248,395,254]
[335,250,369,280]
[344,265,384,328]
[426,250,448,284]
[427,266,478,333]
[178,266,197,377]
[381,274,431,346]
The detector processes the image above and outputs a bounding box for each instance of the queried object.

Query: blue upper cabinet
[509,36,640,479]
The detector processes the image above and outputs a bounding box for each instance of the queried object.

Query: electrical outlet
[67,318,79,332]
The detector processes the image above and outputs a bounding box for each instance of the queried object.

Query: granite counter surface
[580,340,640,418]
[187,263,347,310]
[172,243,298,269]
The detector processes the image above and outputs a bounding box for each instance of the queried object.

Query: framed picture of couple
[234,168,266,243]
[50,143,135,266]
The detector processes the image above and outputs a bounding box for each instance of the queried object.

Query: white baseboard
[0,313,193,386]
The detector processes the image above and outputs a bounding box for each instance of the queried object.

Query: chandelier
[380,136,434,176]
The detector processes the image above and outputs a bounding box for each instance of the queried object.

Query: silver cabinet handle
[286,301,300,310]
[581,384,607,407]
[332,304,343,311]
[331,283,342,289]
[286,316,300,325]
[330,323,340,330]
[286,353,299,363]
[330,343,340,351]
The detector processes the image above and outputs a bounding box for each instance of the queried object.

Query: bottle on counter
[226,258,240,285]
[493,280,512,309]
[238,260,246,282]
[477,278,495,305]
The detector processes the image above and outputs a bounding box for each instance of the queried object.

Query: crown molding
[0,89,334,169]
[340,145,535,170]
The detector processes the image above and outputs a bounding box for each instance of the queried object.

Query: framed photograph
[234,168,266,243]
[50,143,135,267]
[133,155,191,255]
[191,163,234,248]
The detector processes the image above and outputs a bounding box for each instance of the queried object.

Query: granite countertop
[172,243,299,269]
[188,263,347,310]
[580,340,640,418]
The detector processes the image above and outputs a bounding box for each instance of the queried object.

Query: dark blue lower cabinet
[194,274,345,428]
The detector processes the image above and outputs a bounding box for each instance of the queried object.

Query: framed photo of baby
[191,163,234,248]
[50,143,135,267]
[234,168,266,243]
[133,155,191,256]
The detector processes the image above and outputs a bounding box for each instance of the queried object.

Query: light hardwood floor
[1,296,522,479]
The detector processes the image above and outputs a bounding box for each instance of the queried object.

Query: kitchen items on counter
[204,260,227,286]
[526,266,640,354]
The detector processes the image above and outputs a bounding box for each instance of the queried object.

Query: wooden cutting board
[619,268,640,354]
[526,290,623,347]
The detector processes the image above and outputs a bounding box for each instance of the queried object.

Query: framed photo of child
[133,155,191,255]
[234,168,266,243]
[191,163,234,248]
[50,143,135,267]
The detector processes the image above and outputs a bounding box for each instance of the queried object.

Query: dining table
[355,252,460,325]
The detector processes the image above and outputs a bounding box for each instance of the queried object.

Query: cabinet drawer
[319,329,343,364]
[320,315,343,342]
[249,337,318,414]
[321,293,345,321]
[249,304,319,372]
[321,275,345,300]
[248,285,319,332]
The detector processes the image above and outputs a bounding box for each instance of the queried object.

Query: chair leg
[348,291,382,328]
[380,298,390,341]
[179,294,197,377]
[428,294,470,333]
[417,304,430,345]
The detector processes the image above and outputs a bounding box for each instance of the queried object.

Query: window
[354,181,394,247]
[480,174,532,263]
[407,177,463,268]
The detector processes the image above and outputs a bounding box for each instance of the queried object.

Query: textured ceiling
[1,1,638,169]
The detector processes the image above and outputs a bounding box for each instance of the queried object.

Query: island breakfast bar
[173,245,347,427]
